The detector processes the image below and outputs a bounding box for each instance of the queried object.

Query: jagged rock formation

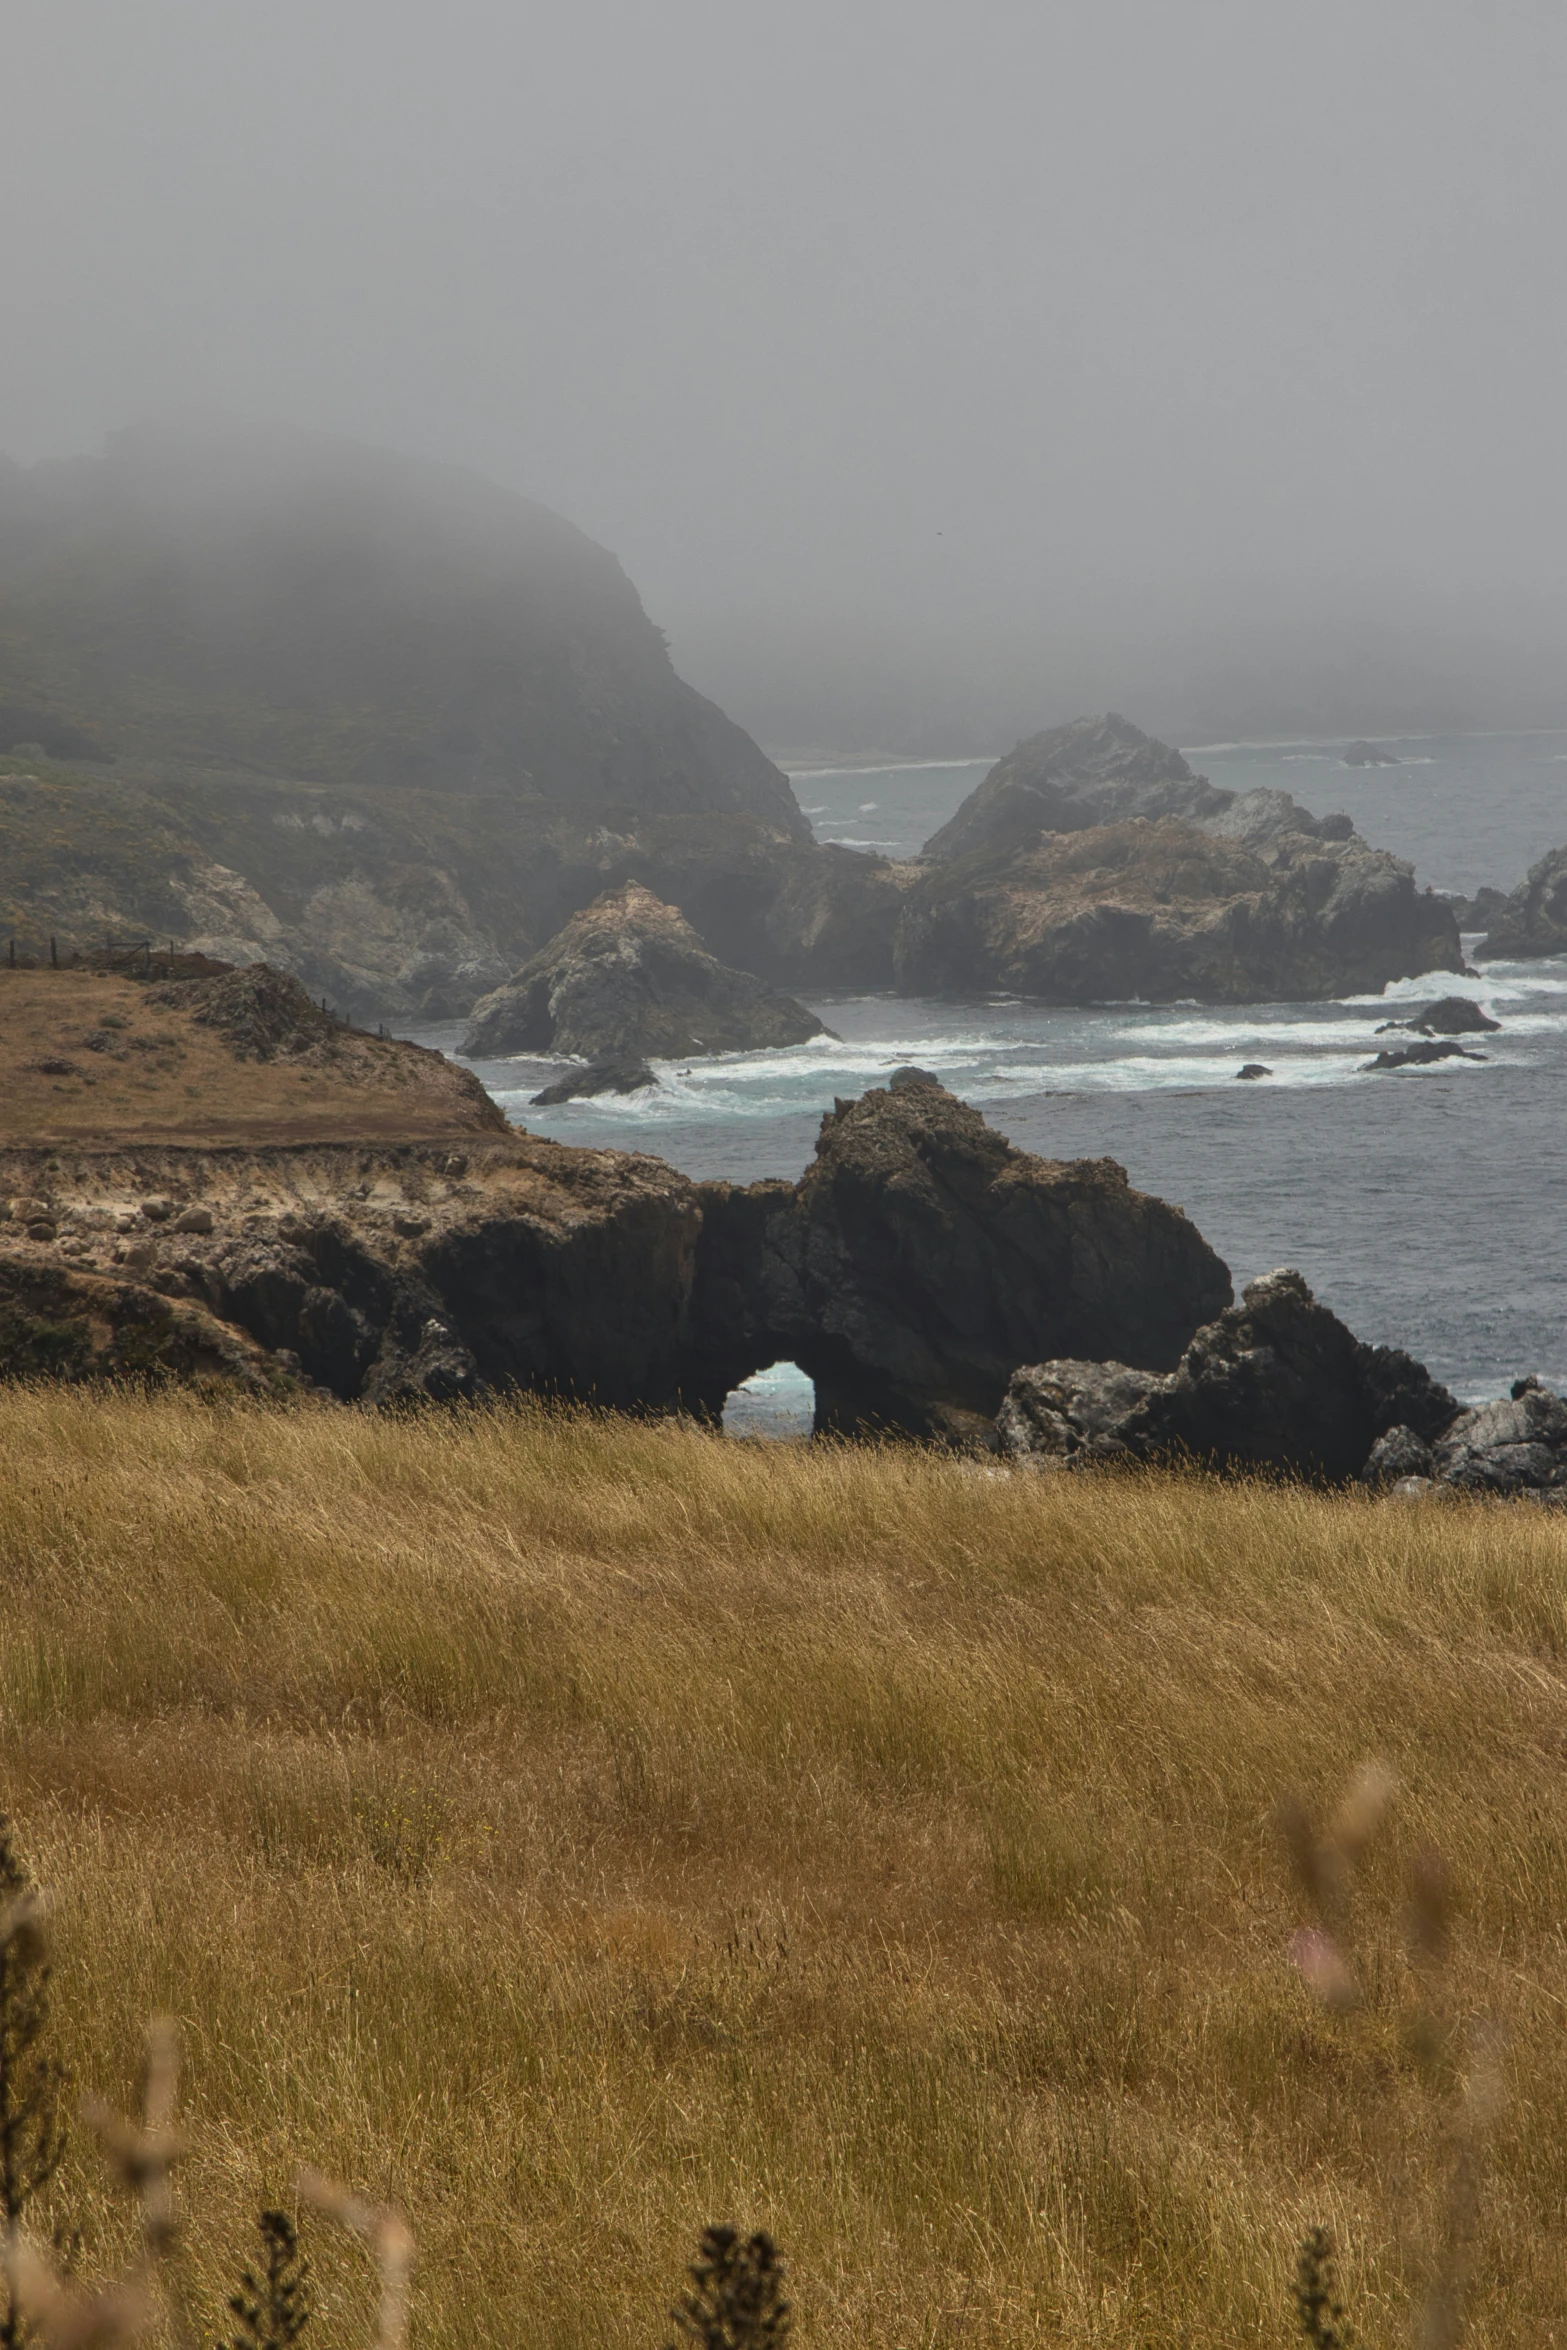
[898,816,1459,1002]
[1375,996,1500,1036]
[0,1071,1231,1436]
[899,715,1463,1002]
[1420,1380,1567,1495]
[1361,1039,1484,1072]
[461,883,826,1060]
[1472,845,1567,961]
[996,1270,1455,1482]
[998,1269,1567,1496]
[690,1069,1231,1440]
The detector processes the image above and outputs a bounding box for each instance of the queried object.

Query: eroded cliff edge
[0,1070,1231,1438]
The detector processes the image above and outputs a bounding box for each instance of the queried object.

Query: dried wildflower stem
[1416,2027,1504,2350]
[296,2171,412,2350]
[81,2021,193,2350]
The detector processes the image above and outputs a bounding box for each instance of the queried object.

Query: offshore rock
[996,1269,1458,1481]
[1443,885,1510,933]
[923,713,1229,860]
[1343,741,1401,766]
[1375,996,1500,1037]
[904,717,1462,1002]
[529,1058,657,1105]
[692,1069,1233,1440]
[898,816,1462,1003]
[1472,844,1567,961]
[1361,1039,1485,1072]
[461,883,827,1059]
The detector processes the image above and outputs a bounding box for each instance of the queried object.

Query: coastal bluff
[0,965,1229,1434]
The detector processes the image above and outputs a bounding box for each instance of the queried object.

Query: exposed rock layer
[461,883,826,1060]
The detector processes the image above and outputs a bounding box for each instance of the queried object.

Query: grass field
[2,1388,1566,2347]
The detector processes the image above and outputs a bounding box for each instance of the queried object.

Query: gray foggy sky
[5,0,1567,749]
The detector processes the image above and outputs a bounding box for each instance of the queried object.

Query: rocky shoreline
[0,1060,1228,1438]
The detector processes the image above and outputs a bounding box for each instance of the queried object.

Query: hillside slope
[0,428,808,1017]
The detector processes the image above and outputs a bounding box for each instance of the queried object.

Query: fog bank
[5,0,1566,749]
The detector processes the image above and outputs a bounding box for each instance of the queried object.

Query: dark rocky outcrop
[1361,1038,1485,1072]
[996,1269,1456,1481]
[0,1076,1232,1437]
[1236,1063,1272,1080]
[1343,741,1401,766]
[461,883,827,1060]
[1443,885,1510,933]
[1472,845,1567,962]
[897,815,1462,1003]
[1375,995,1500,1037]
[998,1271,1567,1497]
[690,1070,1233,1441]
[529,1058,657,1105]
[899,717,1462,1003]
[923,714,1229,860]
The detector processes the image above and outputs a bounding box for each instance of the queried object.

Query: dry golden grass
[0,970,497,1144]
[2,1387,1566,2346]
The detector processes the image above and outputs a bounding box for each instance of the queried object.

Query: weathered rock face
[997,1269,1457,1480]
[902,719,1463,1003]
[896,816,1462,1003]
[1473,844,1567,961]
[1432,1380,1567,1494]
[691,1070,1233,1440]
[0,1077,1234,1438]
[529,1058,657,1105]
[923,714,1230,860]
[461,883,827,1060]
[0,1137,712,1410]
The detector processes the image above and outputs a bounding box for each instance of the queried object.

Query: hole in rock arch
[720,1360,816,1441]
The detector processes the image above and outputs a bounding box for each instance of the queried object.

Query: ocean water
[438,731,1567,1423]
